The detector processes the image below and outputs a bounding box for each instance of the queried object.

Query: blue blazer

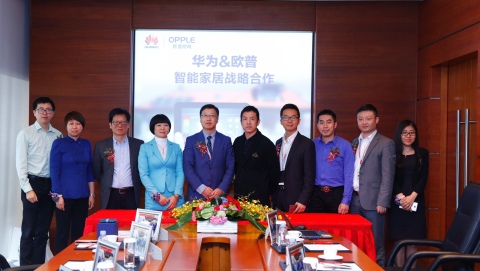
[183,131,235,200]
[138,138,185,210]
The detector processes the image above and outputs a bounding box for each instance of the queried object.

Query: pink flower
[210,215,228,225]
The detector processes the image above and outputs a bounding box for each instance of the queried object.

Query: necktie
[207,136,213,156]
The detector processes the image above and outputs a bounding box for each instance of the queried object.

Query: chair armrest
[428,253,480,271]
[386,239,443,267]
[401,251,456,271]
[4,264,41,271]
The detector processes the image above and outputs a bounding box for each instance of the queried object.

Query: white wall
[0,0,30,260]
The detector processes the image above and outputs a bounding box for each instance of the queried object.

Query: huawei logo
[145,35,158,45]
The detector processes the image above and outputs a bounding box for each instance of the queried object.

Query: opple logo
[168,36,196,44]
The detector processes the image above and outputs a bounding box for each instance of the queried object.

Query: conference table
[39,222,382,271]
[83,210,376,260]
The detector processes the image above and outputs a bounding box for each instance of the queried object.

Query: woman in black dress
[388,120,429,267]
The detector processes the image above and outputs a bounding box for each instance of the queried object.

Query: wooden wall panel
[133,0,316,31]
[419,0,480,49]
[418,0,480,241]
[315,2,418,140]
[30,0,133,143]
[416,99,444,240]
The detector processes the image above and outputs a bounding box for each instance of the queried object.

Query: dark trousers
[20,177,54,266]
[272,188,287,212]
[55,197,89,253]
[350,193,386,267]
[106,188,137,209]
[307,186,344,213]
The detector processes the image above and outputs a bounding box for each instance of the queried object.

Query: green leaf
[166,211,193,231]
[240,211,266,233]
[200,206,214,219]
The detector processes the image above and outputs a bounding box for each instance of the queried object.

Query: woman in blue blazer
[138,114,184,210]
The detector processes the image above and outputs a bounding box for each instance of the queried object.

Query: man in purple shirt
[308,109,354,214]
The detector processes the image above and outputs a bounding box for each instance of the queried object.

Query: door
[445,58,477,230]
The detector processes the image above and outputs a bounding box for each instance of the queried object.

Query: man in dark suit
[350,104,395,267]
[273,103,315,213]
[233,105,280,206]
[183,104,235,200]
[93,108,144,209]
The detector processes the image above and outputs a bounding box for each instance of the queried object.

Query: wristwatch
[173,194,181,199]
[90,193,95,197]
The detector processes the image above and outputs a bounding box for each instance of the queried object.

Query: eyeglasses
[112,121,129,126]
[281,116,299,121]
[401,131,416,137]
[201,115,217,119]
[35,108,54,114]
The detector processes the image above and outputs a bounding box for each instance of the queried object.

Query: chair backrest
[0,254,10,270]
[441,182,480,253]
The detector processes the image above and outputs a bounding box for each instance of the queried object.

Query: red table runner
[83,210,376,261]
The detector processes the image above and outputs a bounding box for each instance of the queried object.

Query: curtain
[0,0,30,262]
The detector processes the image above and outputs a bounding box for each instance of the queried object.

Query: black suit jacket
[233,130,280,206]
[92,136,144,209]
[274,132,316,210]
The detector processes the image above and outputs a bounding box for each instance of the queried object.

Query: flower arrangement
[166,195,273,233]
[195,142,209,158]
[103,148,115,164]
[352,142,358,156]
[326,147,340,164]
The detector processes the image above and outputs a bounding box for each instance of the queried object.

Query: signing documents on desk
[304,243,350,252]
[317,262,362,271]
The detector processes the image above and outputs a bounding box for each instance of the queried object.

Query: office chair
[386,182,480,271]
[0,254,40,271]
[3,265,41,271]
[428,253,480,271]
[0,254,9,271]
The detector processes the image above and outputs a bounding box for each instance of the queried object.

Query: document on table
[75,243,97,250]
[317,262,362,271]
[62,260,94,271]
[304,244,351,252]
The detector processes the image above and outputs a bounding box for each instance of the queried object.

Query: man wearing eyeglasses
[183,104,235,201]
[273,103,315,213]
[350,104,395,267]
[93,108,144,209]
[16,97,62,265]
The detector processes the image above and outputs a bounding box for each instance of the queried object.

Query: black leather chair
[386,182,480,271]
[3,265,41,271]
[0,254,41,271]
[0,254,9,271]
[428,253,480,271]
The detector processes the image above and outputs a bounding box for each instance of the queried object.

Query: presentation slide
[133,30,314,149]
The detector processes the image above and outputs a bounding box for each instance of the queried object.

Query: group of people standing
[15,97,428,268]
